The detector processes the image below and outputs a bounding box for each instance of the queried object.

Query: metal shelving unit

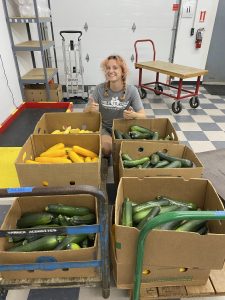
[2,0,59,100]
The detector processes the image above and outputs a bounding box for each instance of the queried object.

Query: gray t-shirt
[91,83,144,133]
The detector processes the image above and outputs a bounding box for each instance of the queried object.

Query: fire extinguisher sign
[199,11,206,22]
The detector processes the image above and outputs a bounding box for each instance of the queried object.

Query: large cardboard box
[112,118,179,186]
[0,194,98,279]
[114,177,225,287]
[15,134,101,187]
[33,112,101,134]
[119,141,203,180]
[24,84,63,102]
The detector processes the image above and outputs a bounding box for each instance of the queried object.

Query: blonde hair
[100,55,129,101]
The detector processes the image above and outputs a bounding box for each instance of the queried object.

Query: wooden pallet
[131,266,225,299]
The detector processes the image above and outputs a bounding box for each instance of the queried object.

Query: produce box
[119,141,203,180]
[0,194,98,279]
[15,134,101,187]
[24,84,63,102]
[113,177,225,287]
[33,112,101,134]
[112,118,179,186]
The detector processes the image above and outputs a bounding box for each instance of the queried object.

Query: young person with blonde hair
[84,54,146,157]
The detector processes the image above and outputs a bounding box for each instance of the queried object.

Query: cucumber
[150,153,160,165]
[197,225,209,235]
[164,134,172,140]
[156,151,193,168]
[130,125,154,135]
[141,160,151,168]
[69,213,96,225]
[133,198,170,214]
[133,208,152,224]
[58,214,71,226]
[157,206,190,230]
[17,212,54,228]
[152,131,159,140]
[55,234,87,250]
[176,220,207,232]
[121,197,133,227]
[114,129,123,139]
[123,157,150,168]
[154,160,170,168]
[130,131,152,140]
[45,204,90,217]
[9,235,61,252]
[163,160,182,168]
[137,206,160,230]
[80,238,89,248]
[156,196,197,210]
[159,205,180,214]
[121,153,133,161]
[122,132,131,139]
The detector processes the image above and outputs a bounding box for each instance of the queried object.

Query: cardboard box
[112,118,179,186]
[33,112,101,134]
[114,177,225,287]
[15,134,101,187]
[119,141,203,180]
[24,84,63,102]
[0,194,98,279]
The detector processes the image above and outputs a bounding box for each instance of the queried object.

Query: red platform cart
[134,39,208,114]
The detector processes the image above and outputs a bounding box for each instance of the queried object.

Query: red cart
[134,39,208,114]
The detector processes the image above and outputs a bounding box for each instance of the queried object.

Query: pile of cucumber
[114,125,173,140]
[122,151,193,169]
[7,204,96,252]
[121,196,208,234]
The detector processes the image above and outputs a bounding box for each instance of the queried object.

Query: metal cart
[131,210,225,300]
[60,30,86,100]
[0,185,110,299]
[134,39,208,114]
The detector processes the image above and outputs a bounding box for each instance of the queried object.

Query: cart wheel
[0,288,8,300]
[102,288,110,299]
[172,101,182,114]
[138,88,147,99]
[154,85,163,96]
[189,96,200,108]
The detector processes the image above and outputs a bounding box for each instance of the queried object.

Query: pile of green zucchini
[7,204,96,252]
[114,125,173,140]
[122,151,193,169]
[121,196,208,234]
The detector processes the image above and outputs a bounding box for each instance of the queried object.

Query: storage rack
[2,0,59,101]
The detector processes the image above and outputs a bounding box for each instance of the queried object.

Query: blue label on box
[7,187,33,194]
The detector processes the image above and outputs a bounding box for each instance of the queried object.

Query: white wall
[0,0,22,125]
[174,0,219,71]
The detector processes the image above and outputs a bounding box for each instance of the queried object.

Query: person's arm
[83,96,99,113]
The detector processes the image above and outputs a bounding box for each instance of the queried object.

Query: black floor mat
[203,85,225,95]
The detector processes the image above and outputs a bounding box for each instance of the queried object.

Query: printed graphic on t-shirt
[102,97,129,110]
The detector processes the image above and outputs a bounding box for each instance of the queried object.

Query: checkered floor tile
[3,85,225,300]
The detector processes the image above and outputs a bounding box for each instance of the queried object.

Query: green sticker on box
[115,241,121,249]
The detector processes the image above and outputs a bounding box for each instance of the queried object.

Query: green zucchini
[130,131,152,140]
[121,153,133,161]
[197,225,209,235]
[114,129,123,139]
[80,238,89,248]
[9,235,62,252]
[157,206,190,230]
[163,160,182,168]
[130,125,154,135]
[45,204,90,217]
[133,198,170,214]
[156,151,193,168]
[176,220,207,232]
[122,132,131,139]
[123,157,150,168]
[164,134,172,140]
[141,160,151,168]
[150,153,160,165]
[17,212,54,228]
[133,208,152,224]
[121,197,133,227]
[152,131,159,140]
[58,214,71,226]
[66,242,81,250]
[159,205,180,215]
[154,160,170,168]
[137,206,160,230]
[156,196,197,210]
[55,234,87,250]
[69,213,96,225]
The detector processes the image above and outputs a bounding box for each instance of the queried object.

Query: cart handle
[134,39,156,63]
[133,210,225,300]
[60,30,82,41]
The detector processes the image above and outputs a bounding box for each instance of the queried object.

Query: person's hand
[123,107,137,119]
[87,97,99,112]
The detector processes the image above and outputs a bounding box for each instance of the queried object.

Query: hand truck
[134,39,208,114]
[131,210,225,300]
[0,185,110,299]
[60,30,86,100]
